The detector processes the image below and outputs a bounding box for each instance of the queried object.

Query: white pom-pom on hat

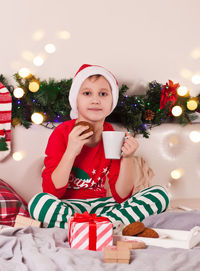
[69,64,119,119]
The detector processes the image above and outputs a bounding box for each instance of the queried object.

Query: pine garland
[0,73,199,138]
[12,73,72,128]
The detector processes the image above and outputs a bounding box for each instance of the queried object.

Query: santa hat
[69,64,119,119]
[0,82,12,161]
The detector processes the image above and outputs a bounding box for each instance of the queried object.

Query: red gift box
[68,212,113,251]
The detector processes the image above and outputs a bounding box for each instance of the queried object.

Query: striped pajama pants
[28,185,169,231]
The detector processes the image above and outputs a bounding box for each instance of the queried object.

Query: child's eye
[99,92,108,97]
[83,91,91,96]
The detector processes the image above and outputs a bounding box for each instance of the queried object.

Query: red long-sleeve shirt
[42,119,133,203]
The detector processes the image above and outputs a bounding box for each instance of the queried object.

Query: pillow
[131,156,154,194]
[105,156,154,196]
[142,210,200,231]
[0,179,30,226]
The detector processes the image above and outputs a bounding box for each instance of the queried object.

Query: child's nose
[91,94,100,103]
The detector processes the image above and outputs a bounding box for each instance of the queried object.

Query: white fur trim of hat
[69,64,119,119]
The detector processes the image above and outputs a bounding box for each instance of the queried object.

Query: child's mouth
[88,108,102,111]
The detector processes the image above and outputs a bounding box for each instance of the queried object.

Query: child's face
[77,76,113,123]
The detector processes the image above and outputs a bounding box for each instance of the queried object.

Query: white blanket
[1,211,200,271]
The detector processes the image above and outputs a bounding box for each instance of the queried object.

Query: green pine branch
[1,73,199,138]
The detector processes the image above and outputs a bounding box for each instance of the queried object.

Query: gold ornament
[12,117,21,127]
[144,110,155,121]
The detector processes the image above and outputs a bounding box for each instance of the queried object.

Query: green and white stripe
[28,185,169,229]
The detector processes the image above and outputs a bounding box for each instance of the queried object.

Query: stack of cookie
[122,221,159,238]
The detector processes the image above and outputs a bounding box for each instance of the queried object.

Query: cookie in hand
[74,121,94,138]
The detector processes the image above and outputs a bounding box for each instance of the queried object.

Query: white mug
[102,131,125,159]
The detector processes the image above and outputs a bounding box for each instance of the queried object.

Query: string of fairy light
[13,68,44,124]
[12,67,200,126]
[173,85,198,114]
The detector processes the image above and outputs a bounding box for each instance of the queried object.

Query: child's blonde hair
[87,74,112,90]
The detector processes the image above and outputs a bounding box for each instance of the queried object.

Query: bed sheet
[0,210,200,271]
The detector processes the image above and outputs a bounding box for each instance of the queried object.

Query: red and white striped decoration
[69,219,113,251]
[0,82,12,161]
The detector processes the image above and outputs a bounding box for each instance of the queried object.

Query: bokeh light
[44,43,56,54]
[31,112,44,124]
[192,74,200,85]
[171,106,183,117]
[187,99,198,111]
[21,50,34,61]
[57,30,71,40]
[13,151,25,161]
[171,169,184,180]
[13,87,25,98]
[33,56,44,66]
[190,48,200,59]
[18,67,30,78]
[32,30,45,40]
[177,86,188,96]
[180,69,192,79]
[29,81,40,92]
[189,131,200,143]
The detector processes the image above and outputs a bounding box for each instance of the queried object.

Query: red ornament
[160,80,180,110]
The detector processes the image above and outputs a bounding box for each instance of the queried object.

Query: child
[28,64,169,230]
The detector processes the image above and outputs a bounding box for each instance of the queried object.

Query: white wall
[0,0,200,201]
[0,124,199,202]
[1,0,200,97]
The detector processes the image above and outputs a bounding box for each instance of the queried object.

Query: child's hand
[121,132,139,158]
[66,125,93,157]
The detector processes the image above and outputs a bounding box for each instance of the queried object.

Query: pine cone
[12,117,21,127]
[144,110,155,121]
